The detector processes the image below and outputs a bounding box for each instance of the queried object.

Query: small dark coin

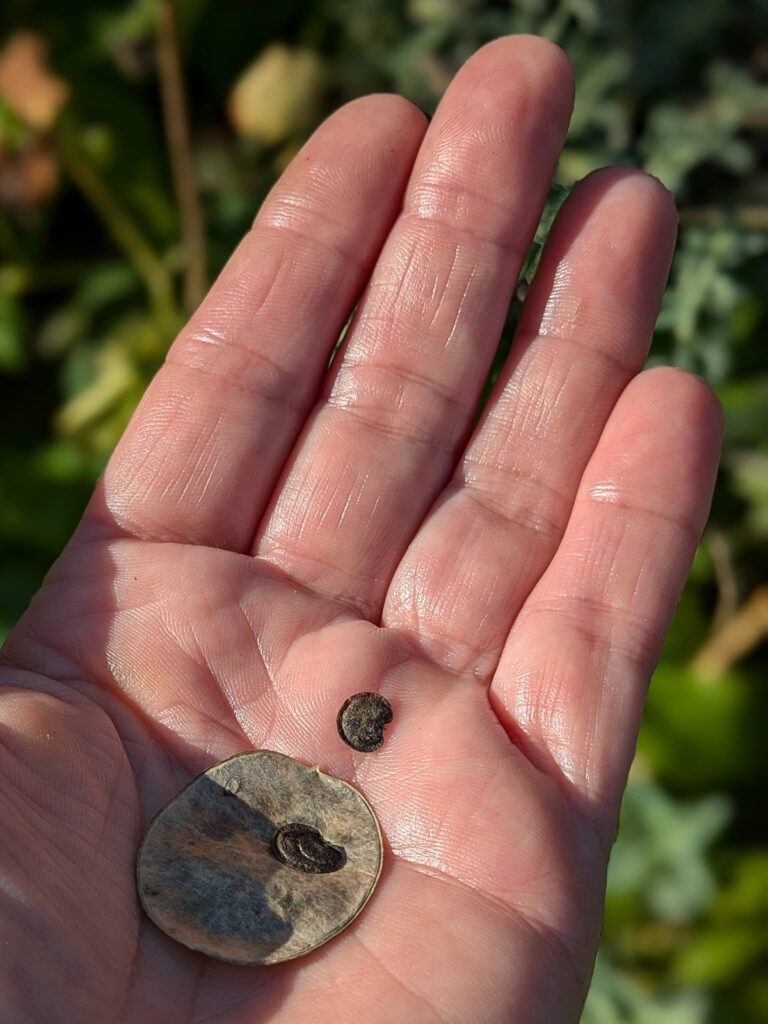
[337,692,393,752]
[271,823,346,874]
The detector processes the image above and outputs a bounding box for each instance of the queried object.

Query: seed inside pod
[136,750,382,965]
[270,823,346,874]
[337,692,393,752]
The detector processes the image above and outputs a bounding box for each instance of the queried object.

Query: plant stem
[691,586,768,679]
[706,528,739,632]
[59,141,176,328]
[156,0,206,314]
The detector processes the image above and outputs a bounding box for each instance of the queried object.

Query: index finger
[79,96,427,550]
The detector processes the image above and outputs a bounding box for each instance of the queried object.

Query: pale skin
[0,35,722,1024]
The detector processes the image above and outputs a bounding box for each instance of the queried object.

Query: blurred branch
[58,140,175,326]
[692,586,768,680]
[156,0,206,314]
[706,529,740,632]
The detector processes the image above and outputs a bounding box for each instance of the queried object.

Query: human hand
[0,35,721,1024]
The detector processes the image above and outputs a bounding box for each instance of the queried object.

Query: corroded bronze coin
[337,692,393,752]
[136,750,383,965]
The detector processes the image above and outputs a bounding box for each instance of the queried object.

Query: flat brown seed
[136,750,383,965]
[270,823,346,874]
[337,692,393,752]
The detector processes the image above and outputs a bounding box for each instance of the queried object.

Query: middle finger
[254,36,574,615]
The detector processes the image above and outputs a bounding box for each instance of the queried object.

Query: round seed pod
[136,750,383,965]
[337,692,393,752]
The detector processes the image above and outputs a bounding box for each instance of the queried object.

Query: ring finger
[383,166,678,675]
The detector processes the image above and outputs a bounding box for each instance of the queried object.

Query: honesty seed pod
[136,750,383,964]
[337,692,393,752]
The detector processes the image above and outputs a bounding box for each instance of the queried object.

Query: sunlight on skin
[0,35,720,1024]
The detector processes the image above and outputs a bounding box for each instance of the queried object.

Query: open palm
[0,37,721,1024]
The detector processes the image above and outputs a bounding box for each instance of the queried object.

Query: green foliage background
[1,1,767,1019]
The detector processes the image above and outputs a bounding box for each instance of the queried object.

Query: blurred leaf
[37,263,137,357]
[606,779,730,923]
[520,182,572,284]
[0,31,70,130]
[568,48,631,141]
[714,852,768,921]
[55,347,138,436]
[94,0,158,70]
[408,0,468,25]
[582,953,710,1024]
[641,65,768,195]
[227,45,326,146]
[728,453,768,537]
[719,377,768,451]
[639,665,768,788]
[55,312,166,447]
[656,227,768,382]
[673,853,768,987]
[676,925,768,987]
[0,98,32,149]
[655,582,711,662]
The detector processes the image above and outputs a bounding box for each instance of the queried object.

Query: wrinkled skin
[0,36,721,1024]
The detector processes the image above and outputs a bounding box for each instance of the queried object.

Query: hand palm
[2,538,589,1022]
[1,37,720,1024]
